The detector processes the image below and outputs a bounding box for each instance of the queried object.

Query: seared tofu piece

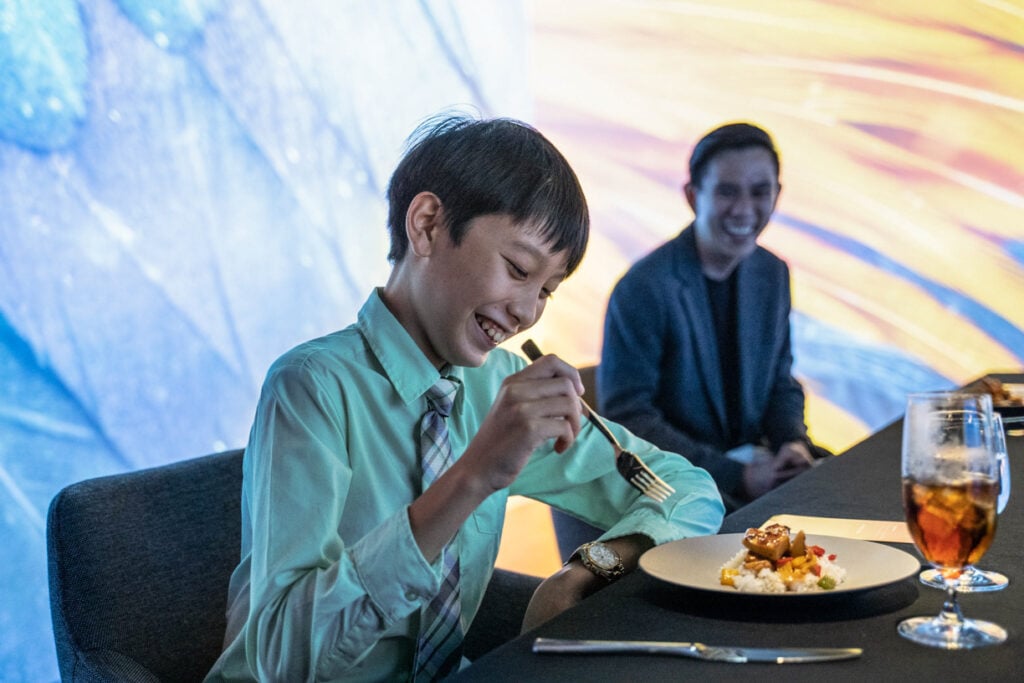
[742,524,791,560]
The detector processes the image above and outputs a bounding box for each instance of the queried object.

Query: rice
[720,547,847,593]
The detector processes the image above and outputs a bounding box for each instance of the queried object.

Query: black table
[455,374,1024,682]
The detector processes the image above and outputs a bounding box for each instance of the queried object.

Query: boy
[206,115,723,682]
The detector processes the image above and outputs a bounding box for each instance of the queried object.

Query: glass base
[919,567,1008,593]
[898,615,1007,649]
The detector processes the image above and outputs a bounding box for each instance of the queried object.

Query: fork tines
[617,450,675,503]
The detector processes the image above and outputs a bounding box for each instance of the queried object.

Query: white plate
[640,533,921,596]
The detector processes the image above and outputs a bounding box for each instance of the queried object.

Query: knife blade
[532,638,862,663]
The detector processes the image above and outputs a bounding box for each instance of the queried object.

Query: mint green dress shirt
[206,289,724,682]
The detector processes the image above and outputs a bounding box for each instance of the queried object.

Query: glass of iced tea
[899,391,1006,649]
[918,411,1010,593]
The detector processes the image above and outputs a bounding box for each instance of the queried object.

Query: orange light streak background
[518,0,1024,453]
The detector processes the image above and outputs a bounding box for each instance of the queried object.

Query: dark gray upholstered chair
[47,448,541,681]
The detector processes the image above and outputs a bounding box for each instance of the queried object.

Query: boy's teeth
[477,316,507,343]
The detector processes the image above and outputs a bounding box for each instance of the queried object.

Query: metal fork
[521,340,675,503]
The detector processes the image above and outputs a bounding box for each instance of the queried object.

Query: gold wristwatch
[569,541,625,581]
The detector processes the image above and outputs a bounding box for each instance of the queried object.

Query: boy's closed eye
[505,257,557,300]
[504,257,528,280]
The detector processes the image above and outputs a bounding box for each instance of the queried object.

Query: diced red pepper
[810,545,825,557]
[828,554,837,561]
[812,565,822,577]
[776,556,792,566]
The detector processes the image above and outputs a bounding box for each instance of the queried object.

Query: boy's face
[409,212,569,369]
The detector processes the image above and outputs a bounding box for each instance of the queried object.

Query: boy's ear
[406,192,445,258]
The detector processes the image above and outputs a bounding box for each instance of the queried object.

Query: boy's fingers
[552,421,578,454]
[520,354,584,395]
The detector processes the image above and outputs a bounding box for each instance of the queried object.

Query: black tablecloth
[454,374,1024,682]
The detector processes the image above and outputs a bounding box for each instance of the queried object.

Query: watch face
[588,543,619,570]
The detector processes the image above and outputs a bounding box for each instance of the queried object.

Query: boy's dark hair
[688,122,780,188]
[386,114,590,275]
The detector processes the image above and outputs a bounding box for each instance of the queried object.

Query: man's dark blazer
[599,225,808,502]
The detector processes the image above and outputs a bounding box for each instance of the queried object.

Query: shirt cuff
[349,507,440,623]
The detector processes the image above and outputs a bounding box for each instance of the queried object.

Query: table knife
[532,637,862,663]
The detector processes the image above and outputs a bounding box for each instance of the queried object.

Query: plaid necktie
[413,376,464,681]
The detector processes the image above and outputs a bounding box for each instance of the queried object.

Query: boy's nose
[508,293,541,330]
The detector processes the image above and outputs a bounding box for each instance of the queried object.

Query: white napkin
[761,513,914,544]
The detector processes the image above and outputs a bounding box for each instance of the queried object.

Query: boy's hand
[463,353,584,492]
[410,354,584,561]
[521,534,653,631]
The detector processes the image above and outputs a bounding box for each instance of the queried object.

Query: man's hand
[742,440,813,499]
[776,440,815,468]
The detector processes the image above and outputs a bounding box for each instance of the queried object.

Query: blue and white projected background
[2,1,1022,680]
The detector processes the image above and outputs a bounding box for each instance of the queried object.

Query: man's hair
[688,122,780,188]
[386,114,589,275]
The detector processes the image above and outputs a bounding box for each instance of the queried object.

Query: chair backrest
[46,447,541,680]
[47,449,244,682]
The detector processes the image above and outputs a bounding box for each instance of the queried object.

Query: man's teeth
[725,224,755,236]
[477,316,508,343]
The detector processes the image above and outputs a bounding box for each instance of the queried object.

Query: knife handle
[533,638,699,658]
[532,637,862,664]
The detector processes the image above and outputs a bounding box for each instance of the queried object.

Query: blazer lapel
[734,255,768,432]
[675,229,728,433]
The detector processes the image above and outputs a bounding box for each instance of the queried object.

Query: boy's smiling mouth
[476,314,510,345]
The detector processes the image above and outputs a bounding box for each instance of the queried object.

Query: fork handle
[578,397,622,450]
[521,339,544,363]
[520,340,622,450]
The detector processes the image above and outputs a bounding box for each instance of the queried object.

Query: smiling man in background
[595,122,827,514]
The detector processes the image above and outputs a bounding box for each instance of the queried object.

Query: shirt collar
[356,288,464,407]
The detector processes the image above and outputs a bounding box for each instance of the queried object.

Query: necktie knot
[425,377,458,418]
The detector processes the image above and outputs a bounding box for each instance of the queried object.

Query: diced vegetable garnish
[722,528,844,592]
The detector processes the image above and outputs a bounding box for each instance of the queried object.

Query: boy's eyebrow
[510,238,569,279]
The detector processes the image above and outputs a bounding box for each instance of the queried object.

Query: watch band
[569,541,625,581]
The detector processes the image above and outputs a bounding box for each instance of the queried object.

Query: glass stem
[939,581,965,629]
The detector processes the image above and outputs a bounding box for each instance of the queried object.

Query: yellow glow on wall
[520,0,1024,453]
